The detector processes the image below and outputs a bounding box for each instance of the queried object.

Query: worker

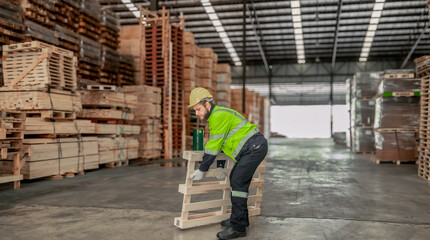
[188,87,268,240]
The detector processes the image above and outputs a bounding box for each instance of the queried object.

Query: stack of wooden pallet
[231,89,261,124]
[99,8,120,85]
[118,25,141,84]
[118,54,135,86]
[54,0,80,56]
[0,110,25,189]
[79,0,101,41]
[372,69,420,165]
[79,35,101,82]
[142,8,185,160]
[0,1,25,46]
[77,86,140,167]
[123,85,163,161]
[21,0,58,46]
[55,0,79,32]
[415,56,430,181]
[349,72,382,153]
[100,45,119,85]
[21,0,56,31]
[196,48,215,93]
[0,41,101,180]
[100,8,120,51]
[215,64,232,108]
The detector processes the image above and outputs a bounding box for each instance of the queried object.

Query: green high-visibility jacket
[204,105,259,162]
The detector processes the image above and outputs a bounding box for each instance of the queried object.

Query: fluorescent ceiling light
[121,0,131,3]
[371,11,382,18]
[359,57,367,62]
[129,7,138,11]
[125,3,134,8]
[291,0,300,8]
[291,0,305,64]
[368,24,377,31]
[373,3,384,11]
[132,11,140,18]
[291,8,301,15]
[201,0,241,66]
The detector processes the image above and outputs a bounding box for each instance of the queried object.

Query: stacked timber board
[215,64,232,108]
[55,0,80,32]
[79,0,101,41]
[79,35,100,82]
[350,72,382,153]
[372,69,420,164]
[231,88,263,128]
[143,20,184,160]
[118,25,141,85]
[0,41,101,179]
[123,85,163,160]
[415,56,430,181]
[21,0,56,31]
[100,8,120,50]
[0,1,25,46]
[174,151,266,229]
[0,110,25,189]
[77,87,140,166]
[118,54,135,86]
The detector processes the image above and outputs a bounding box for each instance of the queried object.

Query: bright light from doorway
[271,105,348,138]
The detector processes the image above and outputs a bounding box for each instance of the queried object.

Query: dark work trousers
[229,133,268,232]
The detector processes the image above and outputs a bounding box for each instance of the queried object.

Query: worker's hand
[216,171,227,180]
[191,169,205,181]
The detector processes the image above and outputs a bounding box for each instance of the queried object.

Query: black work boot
[216,227,246,240]
[220,219,249,228]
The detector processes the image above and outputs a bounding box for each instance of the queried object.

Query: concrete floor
[1,138,430,240]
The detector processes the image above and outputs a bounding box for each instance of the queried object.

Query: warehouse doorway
[271,105,348,138]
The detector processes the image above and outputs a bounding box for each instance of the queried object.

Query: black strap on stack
[47,88,63,175]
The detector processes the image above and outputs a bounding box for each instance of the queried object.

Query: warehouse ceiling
[100,0,430,105]
[100,0,429,65]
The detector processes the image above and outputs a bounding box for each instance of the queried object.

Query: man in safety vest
[188,87,268,240]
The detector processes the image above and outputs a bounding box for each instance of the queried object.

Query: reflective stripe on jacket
[204,105,259,161]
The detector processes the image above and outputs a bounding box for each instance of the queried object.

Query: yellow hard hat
[188,87,213,108]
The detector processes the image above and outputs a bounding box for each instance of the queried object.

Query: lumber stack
[350,72,382,153]
[100,45,120,85]
[55,0,80,32]
[78,88,137,123]
[174,151,266,229]
[24,18,58,46]
[77,87,140,166]
[0,110,25,189]
[54,0,80,55]
[118,54,135,86]
[78,35,100,82]
[118,25,141,84]
[231,88,262,127]
[79,0,101,41]
[2,41,77,91]
[0,1,25,46]
[100,8,120,50]
[372,69,420,164]
[416,56,430,181]
[215,63,232,108]
[0,41,100,180]
[21,0,56,31]
[122,85,163,161]
[196,48,215,93]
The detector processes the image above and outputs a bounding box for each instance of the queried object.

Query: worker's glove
[216,171,227,180]
[191,169,205,181]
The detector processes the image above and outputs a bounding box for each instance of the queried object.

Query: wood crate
[174,151,266,229]
[2,41,77,91]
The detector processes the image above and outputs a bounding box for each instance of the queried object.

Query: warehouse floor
[1,138,430,239]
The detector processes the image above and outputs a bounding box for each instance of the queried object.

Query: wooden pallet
[2,41,77,91]
[174,151,265,229]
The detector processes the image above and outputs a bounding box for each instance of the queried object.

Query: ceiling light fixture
[201,0,241,66]
[359,0,385,62]
[291,0,306,64]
